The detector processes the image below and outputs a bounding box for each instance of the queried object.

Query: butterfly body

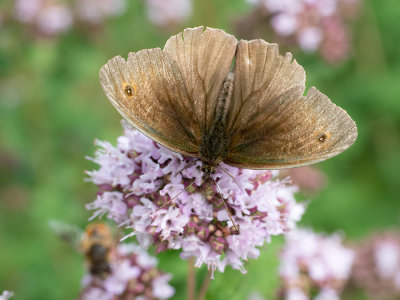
[100,26,357,173]
[199,72,234,177]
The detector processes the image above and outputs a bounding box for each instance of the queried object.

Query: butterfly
[99,26,357,178]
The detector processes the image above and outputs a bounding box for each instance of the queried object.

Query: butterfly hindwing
[224,40,357,169]
[100,48,199,156]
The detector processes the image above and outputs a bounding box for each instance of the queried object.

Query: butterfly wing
[100,48,200,156]
[224,40,357,169]
[164,26,238,134]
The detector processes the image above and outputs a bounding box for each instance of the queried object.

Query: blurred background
[0,0,399,299]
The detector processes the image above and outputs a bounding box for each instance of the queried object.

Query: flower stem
[187,257,196,300]
[197,269,212,300]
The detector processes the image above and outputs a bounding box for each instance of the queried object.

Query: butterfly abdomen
[199,72,234,168]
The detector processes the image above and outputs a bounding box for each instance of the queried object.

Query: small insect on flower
[81,223,114,278]
[49,220,114,279]
[79,243,175,300]
[50,221,175,299]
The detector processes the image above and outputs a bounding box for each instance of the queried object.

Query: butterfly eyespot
[124,85,133,97]
[318,133,328,143]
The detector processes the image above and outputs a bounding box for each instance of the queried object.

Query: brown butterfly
[99,26,357,178]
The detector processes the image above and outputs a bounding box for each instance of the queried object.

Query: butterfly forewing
[164,26,238,134]
[224,40,357,169]
[99,48,200,156]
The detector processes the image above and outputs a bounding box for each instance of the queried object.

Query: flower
[14,0,73,36]
[244,0,361,63]
[13,0,127,37]
[75,0,126,25]
[78,243,175,300]
[280,166,326,195]
[86,121,304,277]
[279,228,354,300]
[247,292,267,300]
[351,231,400,299]
[144,0,192,26]
[0,291,13,300]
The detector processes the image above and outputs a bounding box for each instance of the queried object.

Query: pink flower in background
[86,121,304,277]
[279,228,354,300]
[247,292,266,300]
[0,291,13,300]
[280,166,326,195]
[75,0,126,25]
[246,0,360,63]
[13,0,42,23]
[375,241,400,281]
[297,27,323,52]
[12,0,192,35]
[144,0,192,26]
[320,17,351,63]
[35,5,73,35]
[351,232,400,299]
[13,0,127,36]
[79,243,174,300]
[14,0,73,36]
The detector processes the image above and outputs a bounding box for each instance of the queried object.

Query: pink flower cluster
[14,0,73,36]
[86,121,304,277]
[75,0,126,25]
[351,232,400,299]
[247,0,360,63]
[79,243,174,300]
[13,0,126,36]
[144,0,192,27]
[280,166,326,195]
[12,0,193,36]
[279,228,354,300]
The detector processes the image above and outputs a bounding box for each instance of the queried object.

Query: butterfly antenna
[176,158,200,175]
[156,159,200,212]
[212,177,239,232]
[157,179,197,210]
[218,164,244,192]
[219,164,252,203]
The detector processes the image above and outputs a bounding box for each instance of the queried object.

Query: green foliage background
[0,0,399,299]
